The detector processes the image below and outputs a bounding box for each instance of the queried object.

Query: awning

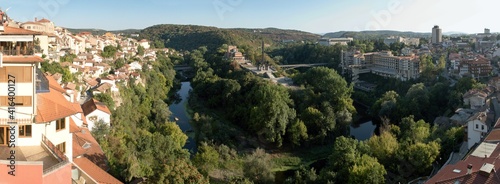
[0,35,34,42]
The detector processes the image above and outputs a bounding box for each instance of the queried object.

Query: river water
[168,82,197,153]
[350,120,377,141]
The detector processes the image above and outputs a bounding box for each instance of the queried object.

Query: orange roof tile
[72,103,83,113]
[46,74,66,93]
[2,26,42,35]
[73,157,123,184]
[82,99,112,116]
[36,76,78,123]
[37,18,51,23]
[2,56,44,63]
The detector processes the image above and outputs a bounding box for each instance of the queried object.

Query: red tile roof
[2,56,44,63]
[36,75,78,123]
[81,99,112,116]
[426,143,500,184]
[2,26,42,35]
[72,124,108,171]
[73,157,123,184]
[485,129,500,142]
[47,74,66,93]
[37,18,51,23]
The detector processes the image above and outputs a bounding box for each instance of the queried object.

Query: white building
[319,37,353,46]
[467,112,489,149]
[81,99,111,131]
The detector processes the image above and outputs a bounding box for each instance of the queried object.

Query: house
[139,39,150,49]
[466,111,489,149]
[81,99,112,131]
[427,117,500,183]
[70,121,122,184]
[463,89,488,110]
[426,142,500,183]
[0,55,73,183]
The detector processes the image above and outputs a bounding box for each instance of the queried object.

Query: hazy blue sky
[0,0,497,34]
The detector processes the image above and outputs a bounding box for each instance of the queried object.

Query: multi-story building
[0,13,121,183]
[20,18,55,34]
[341,50,420,81]
[459,58,492,78]
[383,36,420,46]
[319,37,353,46]
[432,25,442,44]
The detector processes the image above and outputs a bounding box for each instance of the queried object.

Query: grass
[271,145,332,172]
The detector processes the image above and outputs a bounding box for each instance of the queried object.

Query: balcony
[0,41,35,56]
[0,49,34,55]
[0,145,61,172]
[41,134,69,175]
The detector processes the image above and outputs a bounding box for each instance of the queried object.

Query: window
[482,125,485,130]
[0,96,32,107]
[56,142,66,154]
[19,125,31,137]
[0,66,32,82]
[476,124,479,129]
[56,118,66,131]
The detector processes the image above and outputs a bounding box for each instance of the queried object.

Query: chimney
[467,164,473,174]
[35,17,38,22]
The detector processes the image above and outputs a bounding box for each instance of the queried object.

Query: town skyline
[1,0,498,34]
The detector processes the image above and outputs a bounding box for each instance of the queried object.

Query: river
[169,82,197,153]
[350,120,377,141]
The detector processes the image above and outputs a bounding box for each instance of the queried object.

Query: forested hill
[139,24,321,51]
[323,30,431,39]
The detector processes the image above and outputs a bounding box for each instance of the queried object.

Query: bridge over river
[174,63,331,71]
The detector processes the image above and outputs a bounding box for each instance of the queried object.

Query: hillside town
[1,4,500,183]
[0,11,173,183]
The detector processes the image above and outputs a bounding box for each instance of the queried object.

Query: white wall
[34,35,49,55]
[85,110,110,131]
[468,120,487,149]
[44,116,73,160]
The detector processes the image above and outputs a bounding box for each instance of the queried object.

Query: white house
[139,39,150,49]
[467,111,489,149]
[81,99,112,131]
[463,89,488,110]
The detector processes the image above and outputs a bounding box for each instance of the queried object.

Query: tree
[321,136,370,183]
[348,154,386,184]
[287,119,308,146]
[437,55,446,71]
[137,45,145,56]
[113,58,126,69]
[371,90,399,121]
[398,141,440,173]
[243,148,274,183]
[367,131,399,165]
[91,119,110,143]
[246,82,296,147]
[193,142,220,175]
[155,159,209,184]
[94,93,115,110]
[102,45,118,58]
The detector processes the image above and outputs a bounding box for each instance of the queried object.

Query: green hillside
[139,24,320,51]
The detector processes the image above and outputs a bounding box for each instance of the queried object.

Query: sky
[0,0,498,34]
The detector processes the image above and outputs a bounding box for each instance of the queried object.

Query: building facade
[432,25,442,44]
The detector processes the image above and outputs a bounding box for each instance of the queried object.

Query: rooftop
[36,75,79,123]
[73,157,123,184]
[2,55,44,63]
[0,146,60,171]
